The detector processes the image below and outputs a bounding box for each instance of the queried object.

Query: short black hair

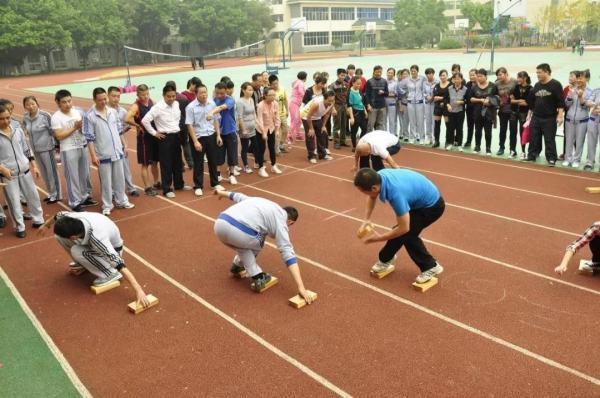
[347,64,356,71]
[0,98,13,107]
[297,71,307,80]
[107,86,120,94]
[220,76,231,83]
[0,105,9,114]
[536,63,551,74]
[373,65,383,72]
[54,217,85,238]
[188,77,202,88]
[425,67,435,75]
[495,67,507,76]
[268,74,278,84]
[476,68,487,76]
[214,82,227,90]
[165,80,177,90]
[251,73,261,82]
[439,69,448,77]
[55,89,72,102]
[92,87,106,99]
[225,80,235,90]
[353,168,381,191]
[337,68,347,76]
[284,206,299,222]
[322,90,335,99]
[410,65,419,72]
[163,84,177,95]
[451,63,461,72]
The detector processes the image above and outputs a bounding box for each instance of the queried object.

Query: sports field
[1,49,599,397]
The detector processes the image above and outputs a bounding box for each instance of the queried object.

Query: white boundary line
[0,266,92,397]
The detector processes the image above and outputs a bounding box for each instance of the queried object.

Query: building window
[271,14,283,22]
[357,7,378,19]
[332,31,355,44]
[303,31,329,46]
[364,33,376,48]
[331,7,355,20]
[303,7,329,21]
[380,8,394,20]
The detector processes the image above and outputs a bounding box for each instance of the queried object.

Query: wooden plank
[370,264,395,279]
[232,269,247,279]
[288,290,318,309]
[585,187,600,194]
[127,294,159,314]
[412,277,438,292]
[356,223,374,239]
[90,280,120,295]
[251,276,279,293]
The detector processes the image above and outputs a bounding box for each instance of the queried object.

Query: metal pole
[264,38,268,70]
[281,32,286,69]
[124,46,132,87]
[490,20,496,73]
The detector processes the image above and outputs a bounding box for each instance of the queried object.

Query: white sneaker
[445,144,452,151]
[166,192,176,198]
[217,175,223,182]
[324,155,333,161]
[228,175,238,185]
[520,152,527,160]
[415,263,444,284]
[212,185,225,191]
[459,147,464,152]
[424,139,432,145]
[234,165,242,173]
[271,165,282,174]
[258,167,269,178]
[409,139,415,144]
[572,161,580,168]
[244,166,253,174]
[309,158,317,164]
[194,188,203,196]
[325,149,331,155]
[117,202,135,210]
[371,255,396,273]
[561,160,570,167]
[182,185,192,191]
[102,208,111,216]
[231,169,240,177]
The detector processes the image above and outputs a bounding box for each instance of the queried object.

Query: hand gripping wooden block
[288,291,318,309]
[357,223,374,239]
[370,264,395,279]
[585,187,600,194]
[90,280,120,295]
[128,294,159,314]
[412,277,438,292]
[251,276,279,293]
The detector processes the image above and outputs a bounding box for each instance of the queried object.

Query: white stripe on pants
[56,236,119,279]
[386,102,398,136]
[564,120,588,163]
[407,103,424,142]
[61,148,90,208]
[122,155,136,193]
[424,103,434,141]
[98,159,128,211]
[214,219,263,277]
[35,150,62,201]
[3,172,43,232]
[585,120,599,167]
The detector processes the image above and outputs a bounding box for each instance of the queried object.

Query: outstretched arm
[120,267,150,307]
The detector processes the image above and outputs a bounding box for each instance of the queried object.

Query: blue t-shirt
[214,96,236,135]
[378,169,440,216]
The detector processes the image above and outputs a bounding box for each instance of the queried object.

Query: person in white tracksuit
[563,71,593,168]
[423,68,437,144]
[584,88,600,171]
[213,189,316,303]
[405,65,426,144]
[396,69,410,142]
[385,68,400,137]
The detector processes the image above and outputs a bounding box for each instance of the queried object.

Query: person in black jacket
[365,66,388,132]
[469,69,499,155]
[509,71,532,159]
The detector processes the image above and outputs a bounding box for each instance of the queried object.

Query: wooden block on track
[288,290,318,309]
[90,280,120,295]
[233,270,247,279]
[585,187,600,194]
[357,223,374,239]
[370,264,395,279]
[412,277,438,292]
[251,276,279,293]
[128,294,159,314]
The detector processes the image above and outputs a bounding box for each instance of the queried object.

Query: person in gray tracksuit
[22,96,62,203]
[0,105,44,237]
[584,88,600,170]
[396,69,410,141]
[563,71,593,168]
[423,68,437,144]
[405,65,426,144]
[385,68,400,136]
[83,88,134,216]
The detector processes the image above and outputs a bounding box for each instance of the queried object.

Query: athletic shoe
[584,164,593,171]
[509,151,517,158]
[182,185,193,191]
[16,230,26,238]
[279,146,288,153]
[474,146,481,153]
[244,166,253,174]
[252,272,272,291]
[445,144,452,151]
[228,175,238,185]
[271,165,282,174]
[23,214,32,220]
[432,141,440,148]
[561,160,570,167]
[217,173,222,182]
[463,142,471,148]
[165,192,176,198]
[324,155,333,161]
[47,199,59,204]
[486,151,492,156]
[403,138,409,142]
[496,149,504,156]
[572,161,580,168]
[334,143,341,150]
[558,154,565,160]
[212,185,225,191]
[415,263,444,284]
[32,222,44,229]
[0,217,5,228]
[194,188,203,197]
[371,255,397,274]
[153,181,161,189]
[424,139,432,145]
[253,163,260,169]
[230,262,245,275]
[102,208,111,216]
[231,169,240,177]
[258,167,269,178]
[458,147,464,152]
[144,187,157,196]
[325,149,331,155]
[234,165,242,173]
[92,271,122,287]
[43,197,50,202]
[309,158,317,164]
[548,160,556,167]
[580,260,600,272]
[117,202,135,210]
[128,190,140,197]
[81,198,98,207]
[520,153,527,160]
[68,262,85,273]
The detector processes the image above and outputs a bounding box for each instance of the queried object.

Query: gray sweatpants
[3,172,43,232]
[564,120,588,163]
[407,103,425,142]
[98,159,128,211]
[214,219,263,277]
[122,155,136,193]
[424,102,435,142]
[367,108,387,132]
[585,119,599,167]
[397,104,409,139]
[386,101,398,136]
[35,150,62,201]
[56,236,120,279]
[62,148,91,208]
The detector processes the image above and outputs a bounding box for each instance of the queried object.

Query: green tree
[394,0,447,32]
[123,0,176,51]
[402,27,426,48]
[381,30,403,49]
[461,0,494,32]
[421,24,441,48]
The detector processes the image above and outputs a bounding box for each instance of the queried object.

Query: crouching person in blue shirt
[354,168,445,284]
[214,189,316,303]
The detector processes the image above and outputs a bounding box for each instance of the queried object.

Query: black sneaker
[548,160,556,167]
[144,187,158,196]
[16,230,26,238]
[153,181,161,189]
[474,146,481,153]
[43,197,50,202]
[584,165,593,171]
[23,214,32,220]
[496,149,504,156]
[230,263,245,275]
[20,200,27,207]
[403,138,409,142]
[81,198,98,207]
[509,150,517,158]
[32,222,44,229]
[0,217,6,228]
[432,141,440,148]
[129,190,140,197]
[71,205,83,212]
[47,198,59,204]
[463,142,471,148]
[252,272,272,291]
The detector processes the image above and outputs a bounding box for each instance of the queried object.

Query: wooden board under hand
[288,290,318,309]
[357,223,374,239]
[128,294,159,314]
[90,280,120,295]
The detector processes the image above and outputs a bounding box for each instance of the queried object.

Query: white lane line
[0,266,92,397]
[323,208,355,221]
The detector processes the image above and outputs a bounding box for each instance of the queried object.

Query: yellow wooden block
[127,294,159,314]
[370,264,395,279]
[251,276,279,293]
[288,290,318,309]
[357,223,374,239]
[90,280,120,295]
[585,187,600,194]
[412,277,438,292]
[233,270,247,279]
